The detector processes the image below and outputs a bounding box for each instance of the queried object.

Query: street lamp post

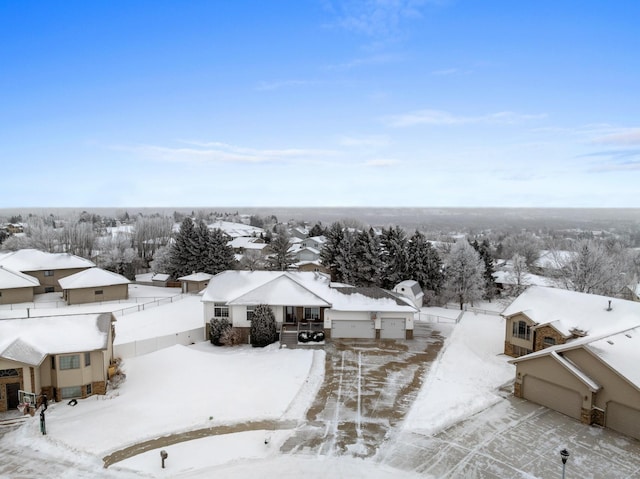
[560,448,570,479]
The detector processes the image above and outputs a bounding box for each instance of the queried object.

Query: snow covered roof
[208,220,265,238]
[492,270,554,287]
[0,248,95,272]
[228,237,268,250]
[58,267,130,289]
[178,272,214,282]
[152,273,170,281]
[534,250,576,270]
[0,265,40,289]
[202,271,418,313]
[587,326,640,390]
[502,286,640,337]
[510,325,640,391]
[0,313,113,366]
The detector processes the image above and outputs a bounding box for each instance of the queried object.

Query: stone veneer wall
[533,325,567,351]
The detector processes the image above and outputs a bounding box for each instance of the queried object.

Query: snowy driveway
[280,322,447,458]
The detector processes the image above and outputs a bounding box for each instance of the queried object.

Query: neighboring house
[295,261,331,275]
[151,273,171,287]
[201,271,418,344]
[393,280,424,309]
[293,246,321,263]
[0,312,116,410]
[0,265,40,304]
[227,237,270,256]
[207,220,265,239]
[58,268,130,305]
[532,249,576,275]
[290,226,309,239]
[502,286,640,358]
[300,235,326,250]
[619,282,640,302]
[178,272,213,293]
[492,269,554,294]
[510,326,640,441]
[0,249,95,294]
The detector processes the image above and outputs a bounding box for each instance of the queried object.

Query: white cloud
[592,128,640,145]
[326,0,441,37]
[383,109,547,127]
[114,141,339,165]
[362,158,399,167]
[339,135,390,147]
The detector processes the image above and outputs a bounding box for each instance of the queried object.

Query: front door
[6,383,20,409]
[285,306,296,323]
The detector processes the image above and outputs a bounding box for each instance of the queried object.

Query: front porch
[279,319,326,349]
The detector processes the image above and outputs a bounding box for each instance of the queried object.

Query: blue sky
[1,1,639,208]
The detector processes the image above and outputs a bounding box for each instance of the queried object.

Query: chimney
[607,300,612,311]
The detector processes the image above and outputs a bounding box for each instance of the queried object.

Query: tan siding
[66,283,128,305]
[0,286,35,304]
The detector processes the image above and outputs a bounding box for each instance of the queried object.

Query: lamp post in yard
[560,448,570,479]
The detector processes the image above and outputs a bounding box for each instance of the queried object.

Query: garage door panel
[607,402,640,440]
[332,320,375,339]
[381,318,405,339]
[522,376,582,420]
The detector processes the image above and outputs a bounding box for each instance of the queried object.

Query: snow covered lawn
[13,343,323,457]
[404,310,514,435]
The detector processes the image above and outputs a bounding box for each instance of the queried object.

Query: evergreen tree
[204,228,236,274]
[443,239,485,310]
[380,226,409,289]
[267,228,295,271]
[308,222,327,237]
[250,304,278,347]
[169,217,200,277]
[407,231,443,294]
[320,222,345,281]
[352,228,382,286]
[472,239,498,300]
[336,229,358,285]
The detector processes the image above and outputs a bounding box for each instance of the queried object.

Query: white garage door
[607,402,640,440]
[522,376,582,420]
[381,318,405,339]
[332,320,375,339]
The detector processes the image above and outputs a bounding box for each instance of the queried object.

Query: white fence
[114,327,205,359]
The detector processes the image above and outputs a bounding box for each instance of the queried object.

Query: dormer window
[543,336,556,347]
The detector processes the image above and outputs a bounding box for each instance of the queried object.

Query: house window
[513,345,533,357]
[214,303,229,318]
[44,287,55,293]
[44,270,54,277]
[60,386,82,399]
[543,337,556,347]
[304,307,320,320]
[51,356,56,370]
[86,384,92,395]
[512,320,531,340]
[95,290,104,295]
[59,355,80,370]
[246,306,255,321]
[84,352,91,366]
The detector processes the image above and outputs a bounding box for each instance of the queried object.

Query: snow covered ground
[2,300,637,478]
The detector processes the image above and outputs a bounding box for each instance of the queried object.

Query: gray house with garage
[201,271,418,344]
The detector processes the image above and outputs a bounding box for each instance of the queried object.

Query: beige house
[58,268,130,305]
[0,249,95,294]
[0,265,40,304]
[178,272,213,293]
[0,312,116,411]
[510,326,640,441]
[502,286,640,358]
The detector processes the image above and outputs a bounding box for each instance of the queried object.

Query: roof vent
[625,334,632,339]
[606,340,614,345]
[606,300,612,311]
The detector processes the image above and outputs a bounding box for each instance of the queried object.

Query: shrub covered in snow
[221,327,243,346]
[250,304,278,347]
[210,317,232,346]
